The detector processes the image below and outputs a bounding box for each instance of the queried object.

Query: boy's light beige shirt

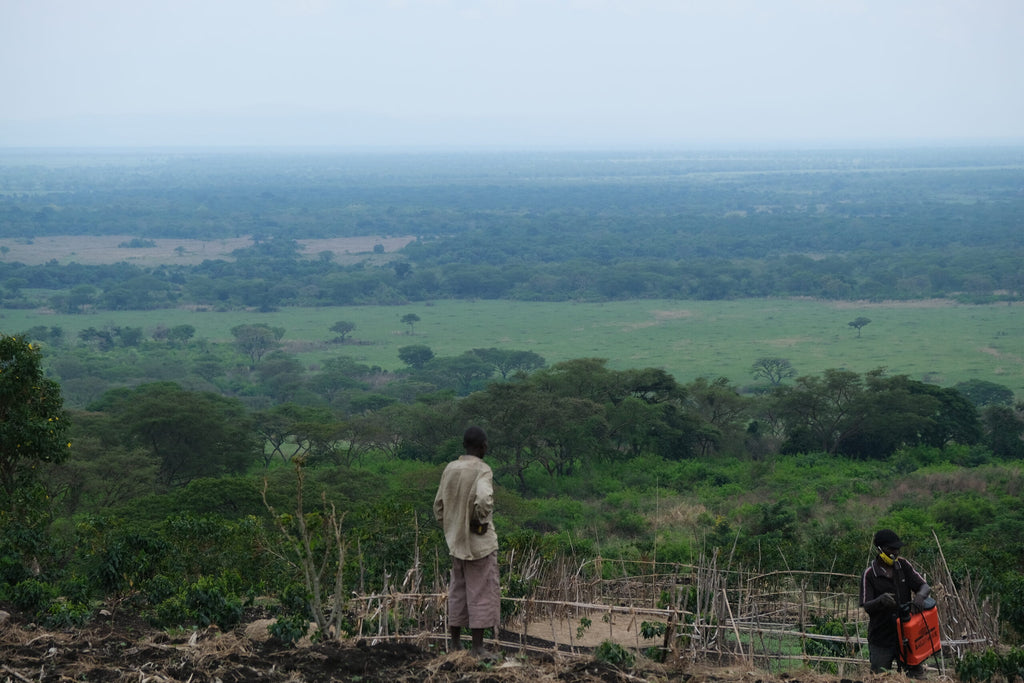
[434,455,498,560]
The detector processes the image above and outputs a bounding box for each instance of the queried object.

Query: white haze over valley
[2,0,1023,149]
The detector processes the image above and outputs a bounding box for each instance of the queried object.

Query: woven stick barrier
[342,549,997,674]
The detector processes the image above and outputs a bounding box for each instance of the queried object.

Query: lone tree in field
[400,313,420,335]
[848,316,871,337]
[329,320,356,343]
[751,357,797,385]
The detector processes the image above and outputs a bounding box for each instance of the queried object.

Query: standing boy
[434,426,499,657]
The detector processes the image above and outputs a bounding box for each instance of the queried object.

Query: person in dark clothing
[860,529,932,675]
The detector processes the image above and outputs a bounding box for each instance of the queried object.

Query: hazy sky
[2,0,1022,148]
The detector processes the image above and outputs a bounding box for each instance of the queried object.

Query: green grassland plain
[3,297,1022,399]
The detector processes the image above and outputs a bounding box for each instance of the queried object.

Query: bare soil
[0,606,868,683]
[0,235,415,267]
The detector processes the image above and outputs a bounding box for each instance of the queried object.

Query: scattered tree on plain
[848,317,871,337]
[400,313,420,335]
[231,324,285,367]
[329,321,356,343]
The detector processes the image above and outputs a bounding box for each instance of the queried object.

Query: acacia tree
[423,353,494,395]
[471,348,547,379]
[848,317,871,337]
[231,323,285,368]
[93,382,258,487]
[771,369,869,455]
[329,320,356,343]
[751,357,797,385]
[0,336,70,516]
[400,313,420,335]
[398,344,434,369]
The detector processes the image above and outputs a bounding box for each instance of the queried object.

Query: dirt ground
[0,235,416,267]
[0,605,872,683]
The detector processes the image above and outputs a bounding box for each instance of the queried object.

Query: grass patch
[2,297,1022,398]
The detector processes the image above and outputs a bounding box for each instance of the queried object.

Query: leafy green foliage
[87,382,259,487]
[0,335,70,507]
[151,571,245,630]
[576,617,592,640]
[593,640,635,668]
[804,615,857,673]
[268,583,313,646]
[955,647,1024,683]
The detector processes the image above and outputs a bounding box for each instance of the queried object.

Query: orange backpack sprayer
[897,596,941,666]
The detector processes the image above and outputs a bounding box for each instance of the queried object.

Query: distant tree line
[1,149,1022,308]
[1,235,1020,311]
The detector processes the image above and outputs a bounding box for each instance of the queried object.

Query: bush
[43,598,91,628]
[594,640,635,668]
[149,571,245,629]
[955,647,1024,683]
[184,573,244,629]
[269,583,313,646]
[8,577,56,615]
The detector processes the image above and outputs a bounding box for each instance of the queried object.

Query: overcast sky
[2,0,1022,149]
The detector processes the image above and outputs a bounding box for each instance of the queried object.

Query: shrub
[269,583,313,646]
[43,598,91,628]
[184,573,244,629]
[8,577,56,616]
[149,571,244,629]
[594,640,635,668]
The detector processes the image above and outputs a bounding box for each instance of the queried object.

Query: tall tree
[398,344,434,369]
[771,369,868,455]
[848,317,871,337]
[471,348,547,379]
[329,320,356,343]
[400,313,420,335]
[0,336,70,512]
[231,324,285,367]
[751,357,797,385]
[94,382,258,487]
[954,379,1016,407]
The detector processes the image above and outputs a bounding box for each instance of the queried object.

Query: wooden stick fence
[342,547,997,675]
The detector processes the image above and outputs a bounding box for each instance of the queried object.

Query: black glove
[877,592,896,608]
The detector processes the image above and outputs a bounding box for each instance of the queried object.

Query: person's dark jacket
[860,556,927,645]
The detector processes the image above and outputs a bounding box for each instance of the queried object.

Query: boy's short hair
[463,425,487,450]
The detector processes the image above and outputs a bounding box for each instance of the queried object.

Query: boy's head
[463,426,488,455]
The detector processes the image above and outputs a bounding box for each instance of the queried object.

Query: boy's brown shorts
[448,551,499,629]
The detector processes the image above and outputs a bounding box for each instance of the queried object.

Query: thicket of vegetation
[2,330,1023,650]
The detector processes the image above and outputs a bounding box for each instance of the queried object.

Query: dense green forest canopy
[1,146,1022,307]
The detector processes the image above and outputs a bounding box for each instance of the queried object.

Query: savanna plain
[1,147,1024,682]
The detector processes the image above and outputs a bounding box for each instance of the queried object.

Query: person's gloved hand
[878,592,897,608]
